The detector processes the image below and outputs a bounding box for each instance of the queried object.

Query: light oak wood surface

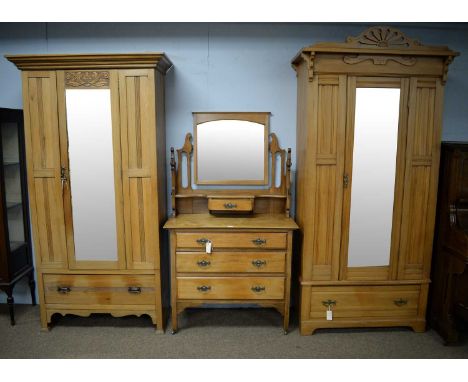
[7,53,172,332]
[292,26,458,335]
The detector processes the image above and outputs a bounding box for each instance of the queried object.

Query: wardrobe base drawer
[43,274,156,305]
[177,276,285,300]
[308,285,421,319]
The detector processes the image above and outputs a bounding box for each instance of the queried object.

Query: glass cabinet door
[1,120,26,252]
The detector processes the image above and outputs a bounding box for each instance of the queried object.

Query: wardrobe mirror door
[65,89,118,262]
[347,88,400,267]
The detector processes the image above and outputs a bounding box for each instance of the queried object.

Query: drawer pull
[321,299,337,308]
[223,202,237,209]
[394,298,408,307]
[196,238,210,245]
[251,285,266,293]
[252,238,267,246]
[252,259,267,268]
[197,260,211,268]
[57,286,71,294]
[197,285,211,292]
[128,286,142,294]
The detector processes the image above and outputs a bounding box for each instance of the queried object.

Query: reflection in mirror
[66,89,118,262]
[195,120,266,185]
[347,88,400,267]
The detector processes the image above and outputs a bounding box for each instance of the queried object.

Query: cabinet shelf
[3,159,20,166]
[6,201,22,209]
[10,241,26,252]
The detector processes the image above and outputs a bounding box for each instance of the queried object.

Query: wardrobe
[6,53,172,331]
[292,27,458,334]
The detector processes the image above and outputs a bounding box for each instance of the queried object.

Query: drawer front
[176,232,287,249]
[177,276,285,300]
[43,274,155,305]
[176,252,286,273]
[309,285,420,319]
[208,198,254,212]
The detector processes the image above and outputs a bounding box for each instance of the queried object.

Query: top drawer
[208,197,254,213]
[176,232,287,250]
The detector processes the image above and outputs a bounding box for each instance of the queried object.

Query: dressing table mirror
[164,112,298,333]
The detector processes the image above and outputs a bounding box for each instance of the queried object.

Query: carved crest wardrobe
[292,27,458,334]
[6,54,172,331]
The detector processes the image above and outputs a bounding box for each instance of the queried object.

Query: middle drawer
[176,251,286,273]
[176,232,287,249]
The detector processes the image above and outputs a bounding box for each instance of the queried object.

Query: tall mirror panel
[65,89,118,262]
[347,88,400,267]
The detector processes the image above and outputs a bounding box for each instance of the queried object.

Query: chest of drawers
[164,213,298,333]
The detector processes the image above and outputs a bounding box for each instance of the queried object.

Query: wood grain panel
[119,69,160,270]
[300,75,346,281]
[177,276,285,300]
[22,72,67,269]
[398,78,443,280]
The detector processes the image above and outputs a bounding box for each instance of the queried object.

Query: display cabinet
[0,107,35,325]
[6,54,172,331]
[164,112,298,333]
[292,26,458,334]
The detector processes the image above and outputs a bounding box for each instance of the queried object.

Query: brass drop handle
[252,259,267,268]
[197,285,211,292]
[394,298,408,307]
[197,260,211,268]
[322,299,337,308]
[57,286,71,294]
[224,202,237,209]
[252,238,267,246]
[196,238,210,245]
[128,286,142,294]
[251,285,266,293]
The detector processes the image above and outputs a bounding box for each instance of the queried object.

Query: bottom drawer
[309,285,420,319]
[177,276,285,300]
[43,274,155,305]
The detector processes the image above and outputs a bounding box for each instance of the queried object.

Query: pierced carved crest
[346,26,422,48]
[65,71,110,88]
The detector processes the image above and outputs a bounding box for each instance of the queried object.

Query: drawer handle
[321,299,337,308]
[252,238,267,246]
[57,286,71,294]
[251,285,266,293]
[394,298,408,307]
[197,285,211,292]
[196,238,210,244]
[224,202,237,209]
[197,260,211,268]
[128,286,142,294]
[252,259,267,268]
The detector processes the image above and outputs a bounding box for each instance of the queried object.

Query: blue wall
[1,22,467,303]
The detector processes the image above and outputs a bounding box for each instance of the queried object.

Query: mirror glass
[195,120,266,185]
[66,89,118,261]
[347,88,400,267]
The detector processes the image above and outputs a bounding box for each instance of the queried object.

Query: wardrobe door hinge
[343,174,349,188]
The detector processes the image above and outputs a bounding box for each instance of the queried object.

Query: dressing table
[163,112,298,333]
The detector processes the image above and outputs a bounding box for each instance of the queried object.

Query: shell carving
[346,26,422,48]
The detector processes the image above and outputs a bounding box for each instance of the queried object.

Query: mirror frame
[193,112,270,186]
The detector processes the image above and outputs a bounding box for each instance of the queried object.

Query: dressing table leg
[171,305,178,334]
